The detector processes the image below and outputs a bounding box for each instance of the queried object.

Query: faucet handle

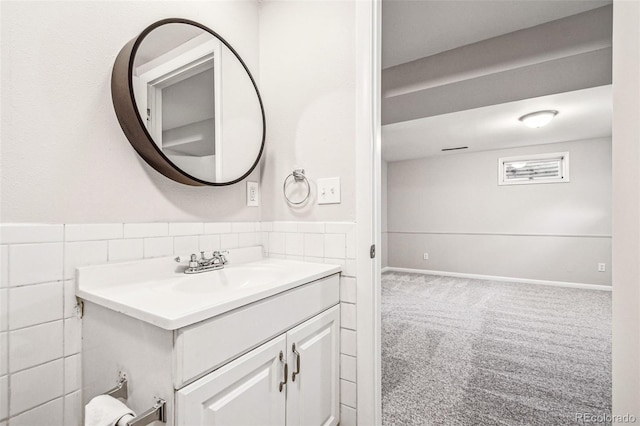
[200,251,207,260]
[212,251,229,264]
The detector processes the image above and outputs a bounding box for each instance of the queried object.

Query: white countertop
[76,248,341,330]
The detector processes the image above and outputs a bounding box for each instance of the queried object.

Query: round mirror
[112,19,265,186]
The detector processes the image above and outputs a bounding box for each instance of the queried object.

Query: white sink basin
[155,265,286,294]
[76,247,341,330]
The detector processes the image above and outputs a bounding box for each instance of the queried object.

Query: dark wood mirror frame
[111,18,266,186]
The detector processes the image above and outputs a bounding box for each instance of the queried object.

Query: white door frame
[611,0,640,418]
[355,0,382,425]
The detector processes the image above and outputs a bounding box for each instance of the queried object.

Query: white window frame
[498,151,570,186]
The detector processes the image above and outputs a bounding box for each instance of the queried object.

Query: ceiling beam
[382,6,612,125]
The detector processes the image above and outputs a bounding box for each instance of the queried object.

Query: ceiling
[381,85,612,162]
[382,0,611,69]
[136,24,204,67]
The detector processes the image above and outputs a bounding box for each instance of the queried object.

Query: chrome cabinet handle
[279,351,288,392]
[292,343,301,382]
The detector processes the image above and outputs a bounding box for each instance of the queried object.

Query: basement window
[498,152,570,185]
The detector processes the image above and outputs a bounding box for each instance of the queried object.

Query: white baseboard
[382,267,612,291]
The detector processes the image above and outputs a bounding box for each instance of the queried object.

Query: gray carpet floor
[382,272,611,426]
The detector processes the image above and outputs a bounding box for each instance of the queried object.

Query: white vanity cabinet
[81,261,341,426]
[176,306,340,426]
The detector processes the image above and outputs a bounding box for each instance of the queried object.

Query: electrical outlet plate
[317,177,341,204]
[246,181,259,207]
[598,263,606,272]
[423,253,429,260]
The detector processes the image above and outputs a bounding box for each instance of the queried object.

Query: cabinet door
[286,305,340,426]
[176,334,288,426]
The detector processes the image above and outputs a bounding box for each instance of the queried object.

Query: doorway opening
[379,2,613,424]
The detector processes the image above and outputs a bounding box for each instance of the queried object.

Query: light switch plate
[247,181,259,207]
[317,177,341,204]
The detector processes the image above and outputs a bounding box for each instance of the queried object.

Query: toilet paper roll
[85,395,135,426]
[116,413,135,426]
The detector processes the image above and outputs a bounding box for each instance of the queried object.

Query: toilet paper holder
[106,372,129,400]
[104,372,167,426]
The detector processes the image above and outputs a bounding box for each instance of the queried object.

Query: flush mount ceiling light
[518,110,558,128]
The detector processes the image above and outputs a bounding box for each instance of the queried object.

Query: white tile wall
[304,233,325,258]
[231,222,257,233]
[64,354,81,395]
[9,282,63,329]
[285,233,303,256]
[0,333,7,376]
[0,375,7,420]
[9,243,63,287]
[0,290,7,332]
[1,246,9,287]
[10,397,63,426]
[10,359,63,416]
[341,404,357,426]
[220,233,239,249]
[63,280,77,319]
[0,224,63,245]
[0,221,357,424]
[65,224,122,242]
[123,223,168,238]
[298,222,325,233]
[64,241,108,278]
[199,234,221,252]
[324,234,346,259]
[272,221,298,233]
[340,277,357,304]
[238,232,259,248]
[174,236,200,255]
[143,237,173,258]
[63,318,81,357]
[341,329,357,357]
[168,222,204,236]
[64,391,81,426]
[340,379,357,408]
[340,303,356,330]
[340,354,357,382]
[204,222,232,234]
[10,321,63,372]
[269,232,285,254]
[107,239,143,262]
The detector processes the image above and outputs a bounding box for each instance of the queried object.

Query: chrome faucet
[176,251,229,274]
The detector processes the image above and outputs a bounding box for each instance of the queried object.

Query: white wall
[386,138,612,285]
[258,0,356,222]
[1,1,261,223]
[611,0,640,417]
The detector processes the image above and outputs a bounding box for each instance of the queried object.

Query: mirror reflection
[131,22,263,184]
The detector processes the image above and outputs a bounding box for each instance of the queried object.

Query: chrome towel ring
[283,169,311,205]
